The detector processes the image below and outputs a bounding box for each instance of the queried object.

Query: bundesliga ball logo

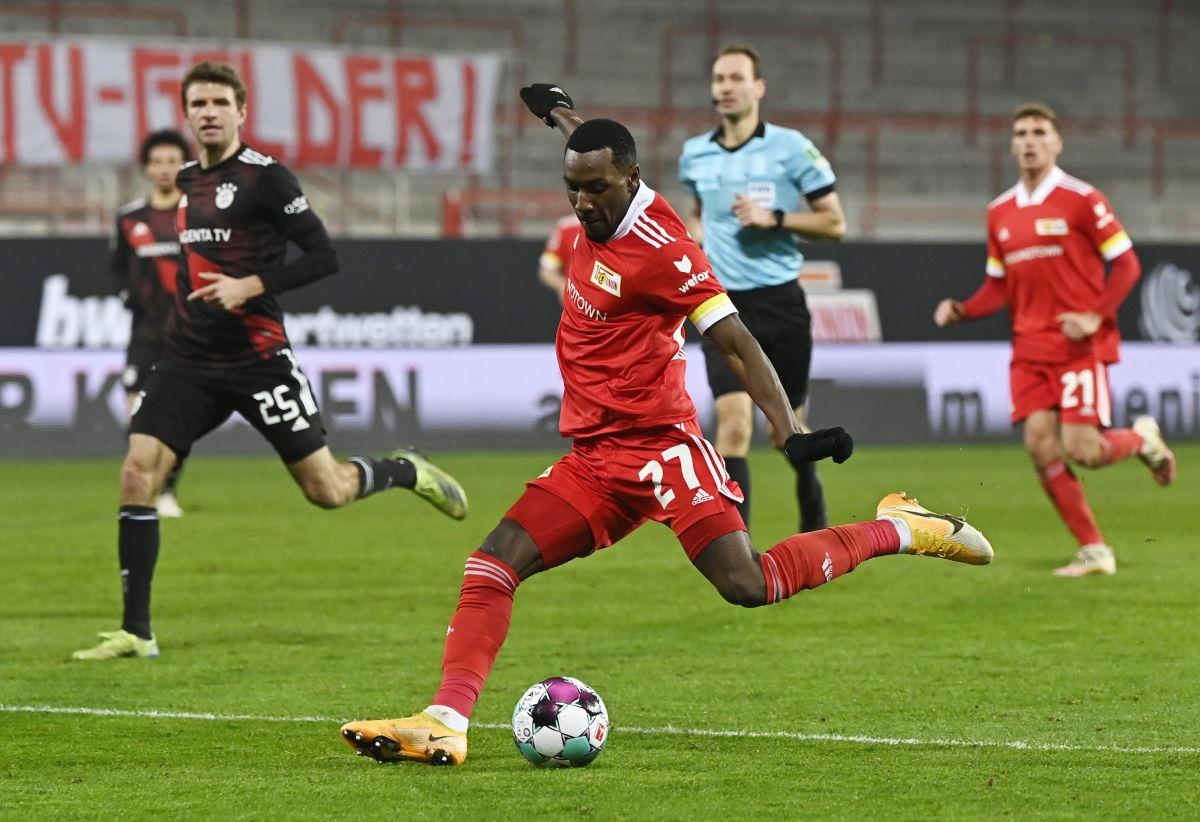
[512,676,609,767]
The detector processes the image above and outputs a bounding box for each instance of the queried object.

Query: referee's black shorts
[129,348,327,464]
[701,280,814,408]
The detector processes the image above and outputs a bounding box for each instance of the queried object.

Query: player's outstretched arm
[936,275,1008,327]
[706,314,852,465]
[520,83,583,139]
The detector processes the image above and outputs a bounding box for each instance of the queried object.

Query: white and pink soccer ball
[512,676,609,767]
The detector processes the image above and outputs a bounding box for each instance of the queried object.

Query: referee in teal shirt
[679,44,846,533]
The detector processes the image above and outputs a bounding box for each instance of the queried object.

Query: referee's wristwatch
[772,209,786,229]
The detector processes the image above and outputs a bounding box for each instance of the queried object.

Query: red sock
[760,520,900,603]
[433,551,519,718]
[1038,459,1103,545]
[1096,428,1143,466]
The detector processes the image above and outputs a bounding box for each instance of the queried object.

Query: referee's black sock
[349,455,417,498]
[724,456,752,531]
[118,505,159,640]
[793,460,828,532]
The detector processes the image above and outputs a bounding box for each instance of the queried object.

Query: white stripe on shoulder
[630,223,664,248]
[635,216,672,245]
[988,185,1019,210]
[1058,173,1094,194]
[116,197,148,216]
[239,148,276,166]
[639,215,676,243]
[180,160,198,171]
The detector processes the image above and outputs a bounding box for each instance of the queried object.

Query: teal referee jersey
[679,121,836,292]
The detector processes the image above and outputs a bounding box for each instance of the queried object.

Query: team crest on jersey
[132,222,150,237]
[591,262,622,297]
[1035,218,1069,236]
[215,182,238,209]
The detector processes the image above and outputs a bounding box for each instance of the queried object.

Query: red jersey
[541,214,583,273]
[986,166,1133,364]
[558,184,736,438]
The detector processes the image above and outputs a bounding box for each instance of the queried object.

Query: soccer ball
[512,676,609,767]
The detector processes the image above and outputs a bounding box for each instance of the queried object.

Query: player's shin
[1095,428,1144,467]
[1038,459,1104,545]
[118,505,160,639]
[432,551,521,720]
[759,521,902,603]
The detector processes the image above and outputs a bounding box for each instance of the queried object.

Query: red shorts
[505,420,746,568]
[1010,356,1113,427]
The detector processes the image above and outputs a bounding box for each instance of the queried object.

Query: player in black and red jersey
[73,62,468,662]
[111,129,192,518]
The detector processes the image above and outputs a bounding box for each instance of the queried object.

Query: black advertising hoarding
[9,238,1199,347]
[3,239,1197,456]
[10,239,564,349]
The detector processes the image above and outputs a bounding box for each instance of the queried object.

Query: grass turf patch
[3,444,1198,818]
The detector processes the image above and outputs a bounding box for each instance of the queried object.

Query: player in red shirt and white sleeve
[340,88,994,767]
[537,213,582,301]
[936,103,1176,578]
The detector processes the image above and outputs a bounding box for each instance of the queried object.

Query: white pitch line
[1,704,1196,756]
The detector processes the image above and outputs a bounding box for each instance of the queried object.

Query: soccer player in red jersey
[935,103,1176,578]
[537,213,582,301]
[340,86,994,767]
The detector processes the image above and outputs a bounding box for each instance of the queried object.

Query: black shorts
[129,348,327,464]
[702,280,813,408]
[121,341,163,394]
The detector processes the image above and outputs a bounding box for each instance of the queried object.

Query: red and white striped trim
[464,555,519,591]
[1040,459,1068,481]
[1095,360,1112,428]
[760,551,784,603]
[630,214,675,249]
[987,185,1019,210]
[687,432,745,503]
[1058,173,1094,195]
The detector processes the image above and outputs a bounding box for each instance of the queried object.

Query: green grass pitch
[3,444,1198,819]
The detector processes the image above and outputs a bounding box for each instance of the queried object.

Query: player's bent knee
[300,479,348,509]
[1065,442,1102,468]
[120,461,158,502]
[480,519,544,580]
[717,419,753,454]
[717,571,767,608]
[1023,432,1058,463]
[120,445,168,502]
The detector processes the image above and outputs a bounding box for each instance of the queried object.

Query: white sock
[425,704,469,732]
[878,516,913,552]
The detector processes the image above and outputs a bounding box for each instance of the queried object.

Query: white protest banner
[0,37,503,170]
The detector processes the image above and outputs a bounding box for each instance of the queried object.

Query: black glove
[520,83,574,126]
[783,428,854,466]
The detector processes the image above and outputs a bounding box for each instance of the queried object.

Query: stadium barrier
[3,239,1197,456]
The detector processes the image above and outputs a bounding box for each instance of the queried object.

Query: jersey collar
[607,181,657,242]
[1015,165,1063,207]
[709,119,766,152]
